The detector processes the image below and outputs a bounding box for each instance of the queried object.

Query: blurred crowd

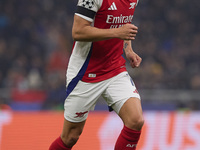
[131,0,200,90]
[0,0,200,110]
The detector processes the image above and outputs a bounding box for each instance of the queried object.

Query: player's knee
[61,130,82,147]
[126,116,144,131]
[61,134,80,147]
[136,117,144,130]
[68,135,80,145]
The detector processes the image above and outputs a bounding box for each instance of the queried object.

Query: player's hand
[117,24,138,40]
[126,51,142,68]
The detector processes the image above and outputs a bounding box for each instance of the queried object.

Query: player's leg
[61,119,86,147]
[49,119,86,150]
[119,97,144,130]
[103,72,144,150]
[49,80,107,149]
[114,97,144,150]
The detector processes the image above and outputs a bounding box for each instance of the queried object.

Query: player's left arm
[123,40,142,68]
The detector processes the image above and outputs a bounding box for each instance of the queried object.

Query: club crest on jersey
[129,2,136,9]
[81,0,94,9]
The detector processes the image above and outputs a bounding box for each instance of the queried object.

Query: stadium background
[0,0,200,149]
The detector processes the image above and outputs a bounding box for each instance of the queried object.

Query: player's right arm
[72,0,138,42]
[72,15,138,42]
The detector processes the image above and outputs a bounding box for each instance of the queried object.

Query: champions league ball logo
[82,0,94,9]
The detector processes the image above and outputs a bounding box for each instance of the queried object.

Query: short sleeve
[75,0,103,22]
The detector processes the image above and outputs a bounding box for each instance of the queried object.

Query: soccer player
[49,0,144,149]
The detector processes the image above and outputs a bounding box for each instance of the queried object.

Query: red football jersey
[67,0,139,84]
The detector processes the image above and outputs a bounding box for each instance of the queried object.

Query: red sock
[49,136,72,150]
[114,125,141,150]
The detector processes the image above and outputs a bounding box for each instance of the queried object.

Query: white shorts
[64,71,140,122]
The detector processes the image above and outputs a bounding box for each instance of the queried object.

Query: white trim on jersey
[108,2,117,10]
[75,13,94,22]
[66,41,92,85]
